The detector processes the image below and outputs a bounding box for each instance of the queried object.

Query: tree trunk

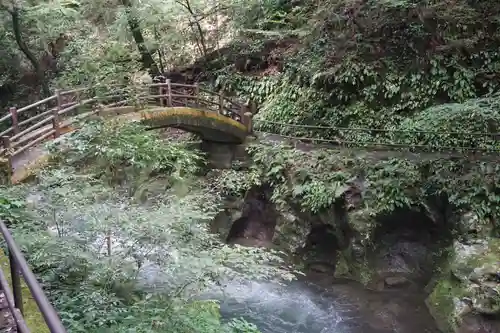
[121,0,160,75]
[154,26,166,73]
[10,8,51,97]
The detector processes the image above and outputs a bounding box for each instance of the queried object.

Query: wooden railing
[0,219,67,332]
[0,81,255,177]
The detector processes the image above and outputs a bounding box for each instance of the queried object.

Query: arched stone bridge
[0,82,260,333]
[0,82,256,183]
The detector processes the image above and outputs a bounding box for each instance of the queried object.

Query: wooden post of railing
[96,102,104,116]
[106,230,111,256]
[9,107,19,135]
[242,107,253,134]
[9,250,23,314]
[193,83,199,107]
[53,89,62,138]
[218,91,224,115]
[2,136,12,184]
[75,89,81,105]
[166,79,172,107]
[159,86,165,107]
[249,100,257,115]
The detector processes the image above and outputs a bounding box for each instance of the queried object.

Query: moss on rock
[426,239,500,333]
[426,277,467,332]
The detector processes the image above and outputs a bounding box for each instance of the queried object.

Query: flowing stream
[208,278,441,333]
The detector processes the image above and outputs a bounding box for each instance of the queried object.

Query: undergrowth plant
[1,120,297,332]
[47,119,205,193]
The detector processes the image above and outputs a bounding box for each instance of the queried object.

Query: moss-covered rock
[426,239,500,333]
[334,247,374,286]
[426,275,468,332]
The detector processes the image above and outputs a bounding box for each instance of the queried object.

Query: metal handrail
[0,220,67,333]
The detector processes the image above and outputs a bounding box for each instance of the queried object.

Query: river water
[209,277,441,333]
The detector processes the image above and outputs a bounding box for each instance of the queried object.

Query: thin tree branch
[175,0,208,56]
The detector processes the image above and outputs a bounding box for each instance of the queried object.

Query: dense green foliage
[2,0,500,331]
[47,119,204,192]
[202,0,500,250]
[212,141,500,233]
[210,1,500,151]
[1,120,295,332]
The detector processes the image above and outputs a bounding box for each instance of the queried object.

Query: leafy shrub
[47,119,205,185]
[394,95,500,150]
[0,119,297,332]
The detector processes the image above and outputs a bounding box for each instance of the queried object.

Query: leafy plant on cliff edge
[393,95,500,150]
[215,0,500,145]
[212,141,499,232]
[211,142,356,213]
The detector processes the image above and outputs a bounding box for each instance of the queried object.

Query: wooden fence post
[243,111,253,134]
[193,83,199,106]
[53,89,62,138]
[159,86,165,107]
[166,79,172,107]
[9,107,18,135]
[106,230,111,256]
[75,89,81,104]
[218,91,224,115]
[249,100,257,115]
[2,136,12,184]
[96,103,103,116]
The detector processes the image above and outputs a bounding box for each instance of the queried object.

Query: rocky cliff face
[206,136,500,332]
[225,184,278,247]
[216,181,500,333]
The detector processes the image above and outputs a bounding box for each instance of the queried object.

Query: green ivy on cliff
[212,142,500,234]
[212,0,500,151]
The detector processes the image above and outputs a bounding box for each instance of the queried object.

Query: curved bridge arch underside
[139,107,248,144]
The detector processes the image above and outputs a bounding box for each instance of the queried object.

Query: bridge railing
[0,219,67,333]
[0,81,252,179]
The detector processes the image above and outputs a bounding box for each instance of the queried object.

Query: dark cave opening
[369,208,452,288]
[298,224,340,274]
[372,208,447,243]
[225,185,278,248]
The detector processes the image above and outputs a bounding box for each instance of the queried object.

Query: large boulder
[426,239,500,333]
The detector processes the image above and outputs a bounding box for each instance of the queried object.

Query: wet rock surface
[334,208,447,290]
